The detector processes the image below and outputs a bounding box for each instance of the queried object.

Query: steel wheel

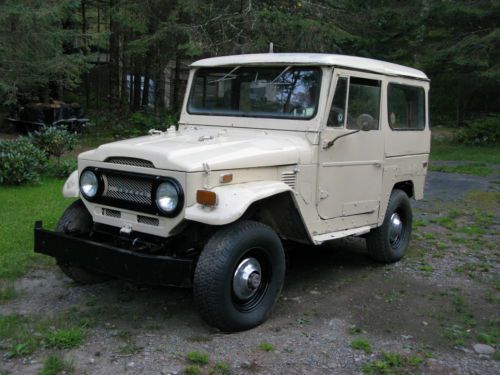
[231,250,271,312]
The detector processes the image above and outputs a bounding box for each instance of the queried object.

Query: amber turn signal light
[196,190,218,206]
[219,173,233,183]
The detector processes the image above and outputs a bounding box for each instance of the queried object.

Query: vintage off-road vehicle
[35,53,430,331]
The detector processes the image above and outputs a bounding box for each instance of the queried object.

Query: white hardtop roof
[191,53,428,80]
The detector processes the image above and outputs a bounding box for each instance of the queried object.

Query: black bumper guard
[34,221,193,287]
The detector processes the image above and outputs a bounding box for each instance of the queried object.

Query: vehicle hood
[79,126,314,172]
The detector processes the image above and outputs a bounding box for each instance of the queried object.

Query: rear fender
[185,181,292,225]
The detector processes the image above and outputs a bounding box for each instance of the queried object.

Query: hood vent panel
[105,157,154,168]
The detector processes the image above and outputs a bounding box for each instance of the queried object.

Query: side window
[327,77,347,127]
[346,77,381,130]
[388,83,425,130]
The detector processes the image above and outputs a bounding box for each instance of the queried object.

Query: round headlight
[80,170,98,198]
[156,181,179,213]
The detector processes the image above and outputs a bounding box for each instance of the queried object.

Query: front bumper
[34,221,194,287]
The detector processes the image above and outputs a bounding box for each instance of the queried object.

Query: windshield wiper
[270,66,292,84]
[208,66,240,85]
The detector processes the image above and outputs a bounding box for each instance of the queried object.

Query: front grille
[102,208,121,218]
[137,215,159,226]
[103,174,152,205]
[105,157,154,168]
[281,171,297,189]
[84,168,182,217]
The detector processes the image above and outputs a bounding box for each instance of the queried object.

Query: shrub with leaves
[112,111,178,140]
[46,158,77,178]
[29,126,78,160]
[0,137,46,185]
[455,116,499,146]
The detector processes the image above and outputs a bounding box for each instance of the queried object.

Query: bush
[455,116,499,145]
[29,126,78,159]
[46,158,77,178]
[112,111,178,139]
[0,137,46,185]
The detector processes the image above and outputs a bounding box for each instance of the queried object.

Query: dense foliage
[0,137,47,185]
[456,116,500,145]
[29,126,78,160]
[0,0,498,126]
[0,126,79,185]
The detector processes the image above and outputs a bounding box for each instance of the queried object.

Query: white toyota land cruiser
[35,53,430,332]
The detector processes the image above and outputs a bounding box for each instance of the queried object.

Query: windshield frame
[186,65,323,121]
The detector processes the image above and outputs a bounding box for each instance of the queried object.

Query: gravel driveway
[1,170,499,375]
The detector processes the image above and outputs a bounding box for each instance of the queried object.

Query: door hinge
[319,188,329,200]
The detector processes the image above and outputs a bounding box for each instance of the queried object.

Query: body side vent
[281,171,297,189]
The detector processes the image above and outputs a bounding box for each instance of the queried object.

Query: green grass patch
[362,352,424,375]
[454,263,490,278]
[476,329,500,345]
[119,340,142,355]
[210,361,231,375]
[348,325,362,335]
[258,342,275,352]
[40,353,74,375]
[186,351,209,366]
[466,191,499,213]
[0,178,75,279]
[0,281,18,302]
[418,264,434,272]
[443,324,470,346]
[429,163,493,176]
[0,312,87,358]
[183,365,201,375]
[45,327,84,349]
[430,140,500,164]
[351,338,372,354]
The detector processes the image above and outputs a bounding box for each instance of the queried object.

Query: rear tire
[56,200,109,284]
[366,189,412,263]
[193,221,285,332]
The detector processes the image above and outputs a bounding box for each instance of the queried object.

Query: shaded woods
[0,0,498,125]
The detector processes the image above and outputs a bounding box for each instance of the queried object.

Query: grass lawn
[430,140,500,164]
[0,178,75,279]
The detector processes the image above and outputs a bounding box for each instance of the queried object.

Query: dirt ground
[1,168,499,375]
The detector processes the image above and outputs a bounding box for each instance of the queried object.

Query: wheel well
[241,192,312,244]
[393,180,414,198]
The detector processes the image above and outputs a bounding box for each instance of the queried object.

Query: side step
[312,226,371,245]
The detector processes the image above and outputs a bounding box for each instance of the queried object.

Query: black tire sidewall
[55,199,109,284]
[194,221,285,331]
[383,190,412,260]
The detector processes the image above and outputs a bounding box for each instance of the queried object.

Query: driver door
[317,70,384,229]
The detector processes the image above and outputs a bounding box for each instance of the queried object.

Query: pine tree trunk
[154,55,165,113]
[109,0,120,108]
[132,60,142,111]
[81,0,90,108]
[142,57,151,107]
[172,54,181,110]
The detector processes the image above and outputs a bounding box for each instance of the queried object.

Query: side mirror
[357,114,375,131]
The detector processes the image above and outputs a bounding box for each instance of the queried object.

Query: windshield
[188,66,321,119]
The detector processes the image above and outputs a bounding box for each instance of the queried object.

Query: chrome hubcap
[233,257,262,300]
[389,212,404,247]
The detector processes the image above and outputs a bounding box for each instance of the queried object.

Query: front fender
[185,181,292,225]
[62,170,79,198]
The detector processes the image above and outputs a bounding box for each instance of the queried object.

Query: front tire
[366,189,412,263]
[56,200,109,284]
[193,221,286,332]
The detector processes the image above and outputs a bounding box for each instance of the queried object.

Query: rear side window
[388,83,425,130]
